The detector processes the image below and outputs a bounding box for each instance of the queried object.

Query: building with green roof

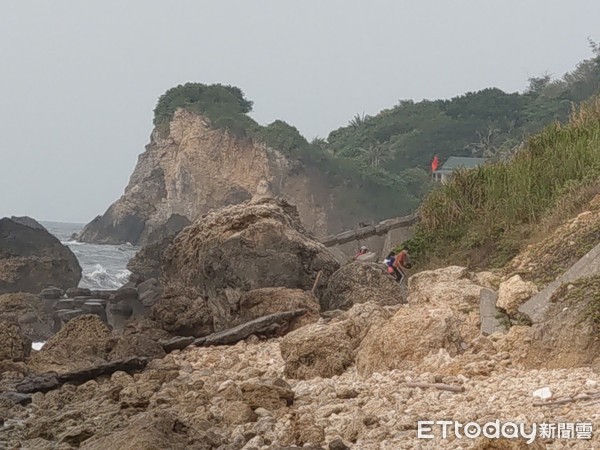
[433,156,487,183]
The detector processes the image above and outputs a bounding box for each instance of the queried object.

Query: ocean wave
[80,264,131,290]
[62,240,84,246]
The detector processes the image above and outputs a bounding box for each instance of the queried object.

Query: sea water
[41,221,137,290]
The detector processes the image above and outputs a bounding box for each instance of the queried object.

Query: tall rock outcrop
[157,198,338,333]
[78,110,334,245]
[0,217,82,294]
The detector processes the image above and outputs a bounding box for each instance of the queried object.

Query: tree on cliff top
[153,83,254,136]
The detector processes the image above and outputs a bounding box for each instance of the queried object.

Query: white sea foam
[61,240,84,246]
[81,264,131,290]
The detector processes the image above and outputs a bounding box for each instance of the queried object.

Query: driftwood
[193,309,307,347]
[311,271,323,295]
[16,357,149,394]
[533,391,600,407]
[161,336,195,353]
[406,382,465,393]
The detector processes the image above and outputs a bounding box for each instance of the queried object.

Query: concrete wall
[321,214,418,263]
[519,241,600,323]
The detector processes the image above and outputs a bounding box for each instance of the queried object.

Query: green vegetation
[153,83,255,137]
[407,95,600,269]
[153,44,599,231]
[551,275,600,331]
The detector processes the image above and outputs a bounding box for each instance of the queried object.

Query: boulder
[110,286,139,302]
[151,288,213,337]
[0,319,31,361]
[320,261,405,311]
[0,292,55,341]
[28,315,111,374]
[497,275,538,315]
[0,218,82,294]
[280,302,390,380]
[136,278,162,307]
[220,287,319,332]
[162,198,339,305]
[355,307,466,377]
[405,266,484,344]
[408,266,482,307]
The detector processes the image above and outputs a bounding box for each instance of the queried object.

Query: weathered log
[406,382,465,393]
[16,357,149,394]
[193,309,307,347]
[311,271,323,295]
[160,336,195,353]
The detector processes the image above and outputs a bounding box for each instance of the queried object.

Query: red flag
[431,155,439,172]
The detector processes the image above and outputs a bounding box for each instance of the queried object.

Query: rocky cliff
[78,110,336,245]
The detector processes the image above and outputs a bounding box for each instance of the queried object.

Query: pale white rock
[532,387,552,400]
[497,274,539,314]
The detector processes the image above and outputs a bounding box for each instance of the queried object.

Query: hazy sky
[1,1,599,223]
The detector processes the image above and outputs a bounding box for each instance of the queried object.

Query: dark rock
[54,299,76,310]
[78,212,147,245]
[127,235,173,281]
[109,287,138,302]
[137,278,159,294]
[56,309,86,323]
[66,287,91,298]
[82,301,108,323]
[90,290,116,300]
[0,218,82,294]
[140,289,160,307]
[160,336,195,353]
[193,309,307,347]
[145,213,192,245]
[40,287,64,300]
[106,303,133,330]
[329,438,350,450]
[9,216,46,230]
[14,373,59,393]
[128,272,145,285]
[72,296,91,308]
[16,357,149,393]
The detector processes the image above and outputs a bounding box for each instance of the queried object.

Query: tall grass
[409,96,600,268]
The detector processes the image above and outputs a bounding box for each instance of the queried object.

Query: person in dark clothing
[384,251,403,282]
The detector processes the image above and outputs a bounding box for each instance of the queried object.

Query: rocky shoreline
[1,198,599,449]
